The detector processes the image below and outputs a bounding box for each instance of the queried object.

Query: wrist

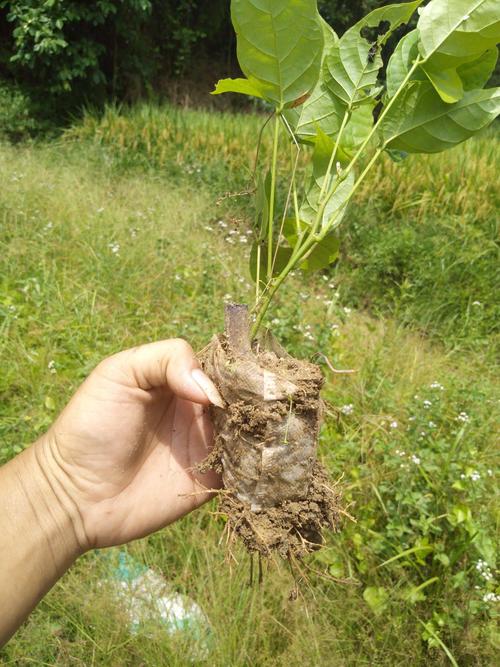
[12,437,88,562]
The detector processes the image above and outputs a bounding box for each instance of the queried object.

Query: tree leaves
[325,1,423,109]
[416,0,500,102]
[231,0,324,109]
[386,24,499,104]
[283,19,344,141]
[211,77,264,99]
[381,81,500,153]
[418,0,500,69]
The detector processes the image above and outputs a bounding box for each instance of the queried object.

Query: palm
[49,350,220,549]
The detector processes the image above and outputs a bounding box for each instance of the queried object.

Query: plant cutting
[201,0,500,559]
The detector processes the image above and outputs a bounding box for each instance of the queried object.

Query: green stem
[252,146,384,337]
[318,108,351,204]
[337,58,422,185]
[267,113,281,281]
[252,59,424,336]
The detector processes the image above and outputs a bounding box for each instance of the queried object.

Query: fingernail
[191,368,225,408]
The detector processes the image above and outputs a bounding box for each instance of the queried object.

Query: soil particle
[201,304,343,558]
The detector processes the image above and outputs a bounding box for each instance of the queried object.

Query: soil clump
[201,304,342,558]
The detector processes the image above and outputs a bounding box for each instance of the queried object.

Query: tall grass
[68,104,499,352]
[0,109,498,665]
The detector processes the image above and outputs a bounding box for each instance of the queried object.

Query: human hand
[33,339,224,552]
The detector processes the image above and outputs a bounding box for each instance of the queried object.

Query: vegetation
[0,0,389,119]
[0,101,498,663]
[212,0,499,335]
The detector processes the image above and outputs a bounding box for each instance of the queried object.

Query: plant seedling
[202,0,500,558]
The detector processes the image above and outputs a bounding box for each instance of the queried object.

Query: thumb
[101,338,225,407]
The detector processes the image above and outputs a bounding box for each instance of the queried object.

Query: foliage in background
[5,0,497,127]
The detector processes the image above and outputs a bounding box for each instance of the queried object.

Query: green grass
[0,106,498,665]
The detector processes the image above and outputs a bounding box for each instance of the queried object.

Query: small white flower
[428,421,436,428]
[331,324,339,330]
[48,360,57,374]
[108,242,120,255]
[44,222,53,231]
[483,592,500,603]
[411,455,421,465]
[340,404,354,416]
[470,470,481,482]
[430,382,444,391]
[217,220,228,228]
[487,469,493,477]
[271,318,280,326]
[423,399,432,408]
[390,420,398,429]
[223,294,232,301]
[456,411,470,423]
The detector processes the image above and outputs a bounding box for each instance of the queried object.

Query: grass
[0,106,498,665]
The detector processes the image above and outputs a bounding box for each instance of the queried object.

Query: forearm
[0,439,84,646]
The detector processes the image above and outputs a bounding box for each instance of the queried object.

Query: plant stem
[337,58,422,184]
[251,59,424,336]
[267,113,281,281]
[251,145,384,337]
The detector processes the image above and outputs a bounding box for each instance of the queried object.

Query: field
[0,105,498,665]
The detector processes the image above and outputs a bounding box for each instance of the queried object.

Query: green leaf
[418,0,500,70]
[382,81,500,153]
[282,216,340,272]
[254,170,272,241]
[363,586,389,615]
[211,77,264,99]
[231,0,323,109]
[386,30,426,98]
[387,29,498,104]
[249,242,293,284]
[283,18,345,141]
[421,64,464,103]
[325,1,423,109]
[301,233,340,272]
[458,47,499,90]
[299,130,355,230]
[342,101,376,150]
